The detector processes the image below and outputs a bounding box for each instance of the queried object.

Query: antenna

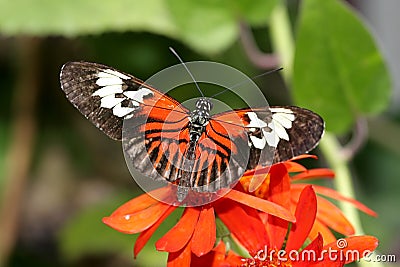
[210,67,283,98]
[169,47,204,97]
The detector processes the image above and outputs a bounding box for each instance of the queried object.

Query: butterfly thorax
[186,98,213,158]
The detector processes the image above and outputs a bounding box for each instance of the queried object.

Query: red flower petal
[268,163,291,205]
[312,260,345,267]
[293,233,323,267]
[291,168,335,181]
[311,185,377,217]
[156,207,200,252]
[110,187,170,217]
[191,206,216,257]
[224,252,244,267]
[242,166,269,177]
[266,163,291,249]
[191,244,225,267]
[167,240,192,267]
[102,201,171,234]
[134,205,177,257]
[309,219,337,245]
[323,236,379,264]
[290,188,336,244]
[291,186,355,236]
[284,161,308,172]
[191,242,243,267]
[286,185,317,252]
[224,189,295,222]
[289,154,318,161]
[214,199,268,255]
[266,216,288,250]
[304,233,323,254]
[316,196,355,235]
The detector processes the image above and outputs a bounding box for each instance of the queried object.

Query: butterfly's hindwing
[183,119,249,192]
[122,101,191,182]
[123,105,248,193]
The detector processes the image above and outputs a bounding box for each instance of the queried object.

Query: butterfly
[60,61,324,202]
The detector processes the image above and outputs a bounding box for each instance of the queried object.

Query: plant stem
[269,1,294,81]
[318,133,364,233]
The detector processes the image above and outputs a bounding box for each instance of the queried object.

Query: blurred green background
[0,0,399,266]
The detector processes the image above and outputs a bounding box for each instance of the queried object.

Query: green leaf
[0,0,278,54]
[166,0,237,54]
[292,0,391,133]
[166,0,279,53]
[233,0,280,26]
[0,0,177,37]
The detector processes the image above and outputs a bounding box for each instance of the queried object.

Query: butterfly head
[188,98,213,136]
[194,98,213,117]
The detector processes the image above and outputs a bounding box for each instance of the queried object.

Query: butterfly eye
[208,101,213,110]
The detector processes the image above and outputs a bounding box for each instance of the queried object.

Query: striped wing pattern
[122,104,191,183]
[122,105,249,192]
[60,61,324,195]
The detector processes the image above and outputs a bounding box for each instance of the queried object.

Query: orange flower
[102,155,378,266]
[190,241,243,267]
[240,155,377,245]
[239,185,379,266]
[102,184,295,266]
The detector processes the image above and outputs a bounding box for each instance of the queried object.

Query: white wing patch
[246,108,295,149]
[92,70,154,118]
[247,112,268,128]
[124,88,154,104]
[92,84,123,98]
[98,69,130,80]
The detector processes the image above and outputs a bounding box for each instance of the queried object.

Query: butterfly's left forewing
[60,61,188,140]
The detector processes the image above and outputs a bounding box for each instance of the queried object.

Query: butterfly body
[60,61,324,202]
[169,98,213,200]
[188,98,213,151]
